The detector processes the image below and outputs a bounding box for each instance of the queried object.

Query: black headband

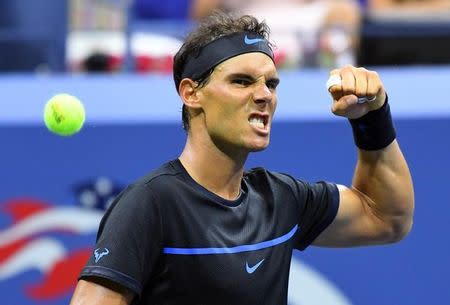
[181,32,274,80]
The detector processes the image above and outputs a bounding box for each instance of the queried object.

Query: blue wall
[1,68,449,305]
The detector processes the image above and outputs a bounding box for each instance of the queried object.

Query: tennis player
[70,10,414,305]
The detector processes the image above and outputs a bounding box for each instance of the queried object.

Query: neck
[179,131,248,201]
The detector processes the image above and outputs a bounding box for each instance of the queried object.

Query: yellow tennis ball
[44,94,85,136]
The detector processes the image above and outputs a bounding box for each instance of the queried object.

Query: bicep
[70,278,134,305]
[312,184,393,247]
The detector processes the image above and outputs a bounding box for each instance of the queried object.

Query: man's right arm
[70,279,135,305]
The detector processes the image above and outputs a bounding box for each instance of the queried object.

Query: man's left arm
[313,65,414,247]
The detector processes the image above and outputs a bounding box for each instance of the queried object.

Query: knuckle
[356,88,365,96]
[369,71,379,79]
[341,65,352,73]
[368,84,381,96]
[342,84,354,95]
[330,69,340,76]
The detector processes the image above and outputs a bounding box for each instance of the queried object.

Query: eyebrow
[227,73,280,86]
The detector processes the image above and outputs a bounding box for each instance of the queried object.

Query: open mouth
[248,114,268,130]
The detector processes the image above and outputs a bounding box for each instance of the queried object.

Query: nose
[253,82,272,104]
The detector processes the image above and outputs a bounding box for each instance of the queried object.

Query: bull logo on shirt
[94,248,110,263]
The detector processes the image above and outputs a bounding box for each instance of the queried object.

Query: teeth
[249,117,265,129]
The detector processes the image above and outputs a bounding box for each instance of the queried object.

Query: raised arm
[313,65,414,247]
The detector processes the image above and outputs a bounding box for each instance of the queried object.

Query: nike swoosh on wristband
[244,35,265,45]
[246,259,265,274]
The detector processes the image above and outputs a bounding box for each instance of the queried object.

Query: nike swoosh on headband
[244,35,265,45]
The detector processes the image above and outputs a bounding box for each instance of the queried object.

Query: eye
[266,80,279,90]
[232,78,252,86]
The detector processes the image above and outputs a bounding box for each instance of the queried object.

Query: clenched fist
[327,65,387,119]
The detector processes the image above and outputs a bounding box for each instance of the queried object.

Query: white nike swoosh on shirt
[246,259,265,274]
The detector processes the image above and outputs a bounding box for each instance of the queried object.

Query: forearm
[321,66,415,246]
[352,140,414,238]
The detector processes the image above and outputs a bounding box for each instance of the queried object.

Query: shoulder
[244,167,337,200]
[244,167,308,196]
[129,159,185,194]
[109,160,184,210]
[245,167,304,187]
[136,159,183,186]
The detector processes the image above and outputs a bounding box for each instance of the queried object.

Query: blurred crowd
[1,0,450,73]
[75,0,364,72]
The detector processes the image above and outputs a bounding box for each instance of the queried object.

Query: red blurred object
[135,55,173,73]
[107,55,123,72]
[273,50,287,68]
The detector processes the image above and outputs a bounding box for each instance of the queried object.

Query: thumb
[331,95,371,118]
[332,95,358,112]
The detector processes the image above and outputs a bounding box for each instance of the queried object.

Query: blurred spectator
[82,52,110,72]
[220,0,362,68]
[135,0,220,20]
[71,0,364,73]
[367,0,450,20]
[67,30,126,73]
[68,0,128,73]
[81,52,122,73]
[128,0,220,73]
[358,0,368,8]
[359,0,450,66]
[369,0,450,10]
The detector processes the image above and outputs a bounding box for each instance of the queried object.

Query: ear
[179,78,203,110]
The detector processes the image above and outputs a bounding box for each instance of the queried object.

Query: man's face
[197,52,279,153]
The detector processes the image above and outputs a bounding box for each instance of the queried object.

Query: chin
[250,147,267,152]
[248,141,270,152]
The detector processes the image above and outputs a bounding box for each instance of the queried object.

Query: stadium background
[1,1,450,305]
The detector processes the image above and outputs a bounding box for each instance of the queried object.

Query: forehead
[213,52,278,78]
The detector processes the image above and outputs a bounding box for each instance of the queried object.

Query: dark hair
[173,10,272,131]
